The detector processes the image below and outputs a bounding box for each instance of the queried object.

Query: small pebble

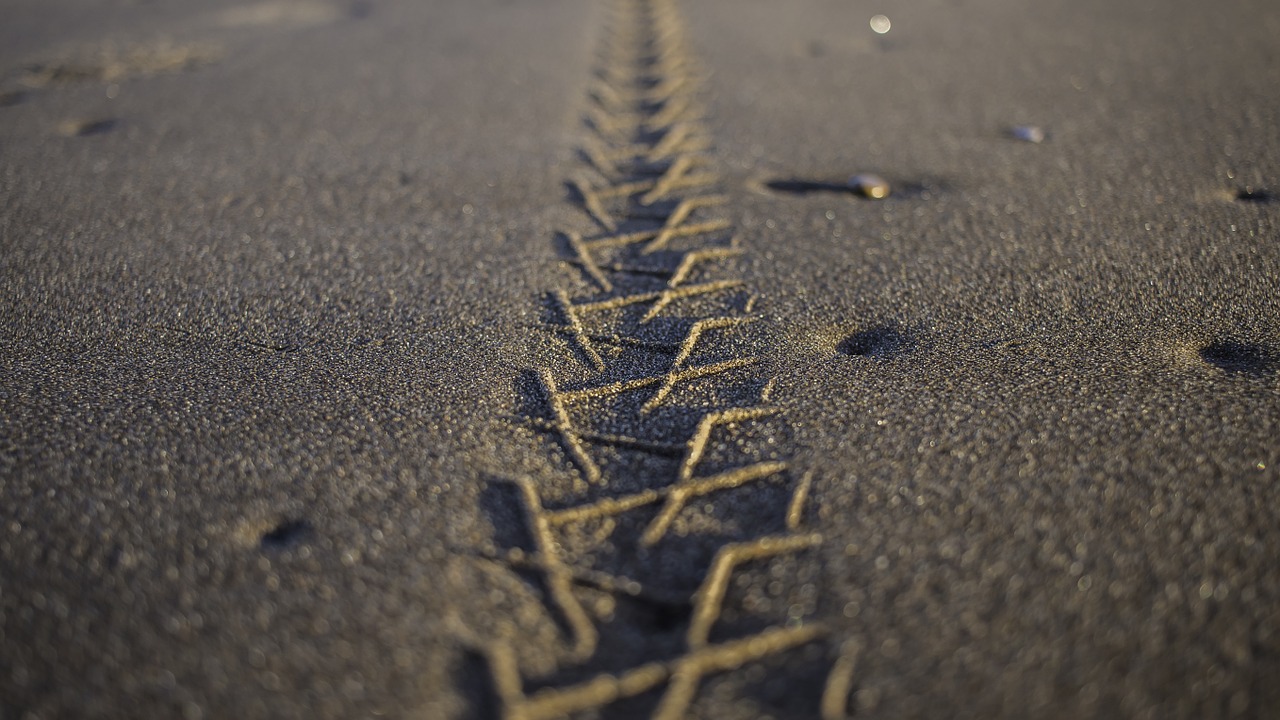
[848,173,890,199]
[1011,125,1046,143]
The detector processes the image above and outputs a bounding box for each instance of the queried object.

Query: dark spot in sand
[349,0,373,19]
[839,326,911,360]
[761,176,937,200]
[59,118,117,137]
[260,519,312,551]
[762,179,849,196]
[0,90,28,107]
[480,477,536,555]
[640,600,691,633]
[1235,188,1274,203]
[456,648,502,719]
[1199,341,1275,375]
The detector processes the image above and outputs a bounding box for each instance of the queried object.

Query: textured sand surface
[2,1,1278,718]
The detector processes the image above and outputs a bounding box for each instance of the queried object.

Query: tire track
[476,1,849,717]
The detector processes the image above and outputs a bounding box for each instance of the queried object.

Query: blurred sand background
[2,1,1279,718]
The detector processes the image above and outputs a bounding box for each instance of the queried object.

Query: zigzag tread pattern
[476,1,856,717]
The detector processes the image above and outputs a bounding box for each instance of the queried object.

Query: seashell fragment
[848,173,890,199]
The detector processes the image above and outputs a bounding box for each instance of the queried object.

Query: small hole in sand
[261,519,312,550]
[1199,341,1274,375]
[839,326,911,360]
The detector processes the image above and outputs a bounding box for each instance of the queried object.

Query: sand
[2,0,1278,718]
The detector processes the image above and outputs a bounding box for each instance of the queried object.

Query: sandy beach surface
[3,1,1278,718]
